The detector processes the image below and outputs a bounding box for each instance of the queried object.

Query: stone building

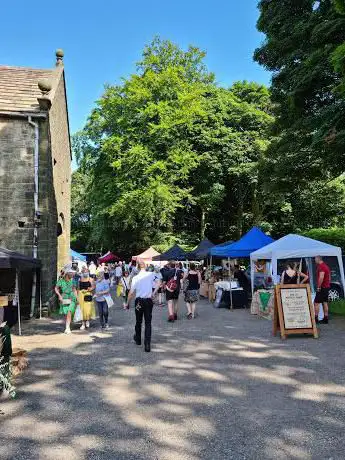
[0,50,71,312]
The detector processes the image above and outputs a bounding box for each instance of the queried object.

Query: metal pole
[39,273,42,320]
[16,270,22,336]
[228,257,233,310]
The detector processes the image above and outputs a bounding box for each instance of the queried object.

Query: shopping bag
[73,305,82,322]
[116,284,122,297]
[104,295,114,308]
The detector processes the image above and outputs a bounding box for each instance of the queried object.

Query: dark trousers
[97,300,109,327]
[134,298,153,344]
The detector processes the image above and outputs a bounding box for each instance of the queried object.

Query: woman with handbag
[55,266,78,334]
[78,267,95,330]
[183,263,202,319]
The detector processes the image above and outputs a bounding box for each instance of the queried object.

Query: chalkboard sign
[273,284,318,339]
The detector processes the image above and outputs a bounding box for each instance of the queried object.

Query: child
[121,271,131,309]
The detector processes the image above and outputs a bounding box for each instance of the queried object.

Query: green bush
[329,300,345,317]
[302,228,345,252]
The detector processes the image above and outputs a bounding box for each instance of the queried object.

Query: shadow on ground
[1,298,345,460]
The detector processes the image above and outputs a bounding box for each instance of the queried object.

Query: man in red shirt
[314,256,331,324]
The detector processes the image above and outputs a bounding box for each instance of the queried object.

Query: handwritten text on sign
[280,288,312,329]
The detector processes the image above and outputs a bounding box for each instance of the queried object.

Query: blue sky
[1,0,270,135]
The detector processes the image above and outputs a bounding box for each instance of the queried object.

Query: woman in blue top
[94,272,111,329]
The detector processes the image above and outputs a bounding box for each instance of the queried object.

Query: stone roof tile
[0,67,54,112]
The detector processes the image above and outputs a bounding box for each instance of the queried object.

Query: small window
[54,158,57,166]
[18,220,25,228]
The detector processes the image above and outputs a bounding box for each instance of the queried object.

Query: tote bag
[104,295,114,308]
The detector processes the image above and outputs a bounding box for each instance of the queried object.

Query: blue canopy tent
[210,227,274,258]
[70,249,87,262]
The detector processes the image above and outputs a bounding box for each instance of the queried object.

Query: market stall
[250,234,345,295]
[0,248,41,335]
[152,244,186,263]
[98,251,120,264]
[210,227,274,308]
[177,238,215,261]
[132,247,166,266]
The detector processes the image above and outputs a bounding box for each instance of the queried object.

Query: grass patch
[329,300,345,316]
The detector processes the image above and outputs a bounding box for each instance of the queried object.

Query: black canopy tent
[152,244,186,261]
[0,248,41,270]
[177,238,215,261]
[0,248,41,336]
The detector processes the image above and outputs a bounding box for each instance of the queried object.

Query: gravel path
[1,297,345,460]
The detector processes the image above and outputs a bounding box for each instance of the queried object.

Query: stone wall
[38,119,58,306]
[0,116,58,307]
[0,117,35,254]
[49,72,71,274]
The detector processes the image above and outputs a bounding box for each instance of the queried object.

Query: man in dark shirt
[162,260,183,322]
[314,256,331,324]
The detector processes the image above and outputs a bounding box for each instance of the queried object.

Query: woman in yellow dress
[78,267,95,330]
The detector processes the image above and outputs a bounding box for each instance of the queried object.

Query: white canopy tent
[250,234,345,294]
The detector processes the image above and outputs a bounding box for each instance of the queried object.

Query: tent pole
[39,273,42,320]
[30,270,37,318]
[16,270,22,336]
[228,257,233,310]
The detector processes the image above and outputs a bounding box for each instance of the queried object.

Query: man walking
[314,256,331,324]
[126,261,160,352]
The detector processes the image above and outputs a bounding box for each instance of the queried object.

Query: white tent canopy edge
[250,234,345,295]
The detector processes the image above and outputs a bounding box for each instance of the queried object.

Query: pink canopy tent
[98,251,120,264]
[132,247,167,266]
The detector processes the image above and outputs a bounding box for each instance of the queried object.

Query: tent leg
[30,270,37,318]
[228,257,233,310]
[39,274,42,320]
[16,270,22,336]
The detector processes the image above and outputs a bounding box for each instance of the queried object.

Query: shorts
[315,288,329,304]
[166,289,179,301]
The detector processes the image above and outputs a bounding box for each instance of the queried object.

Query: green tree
[72,39,274,253]
[254,0,345,185]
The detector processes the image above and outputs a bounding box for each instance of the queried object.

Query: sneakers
[80,323,86,331]
[64,327,71,334]
[321,317,329,324]
[104,324,110,330]
[85,321,90,328]
[168,315,174,322]
[187,313,192,320]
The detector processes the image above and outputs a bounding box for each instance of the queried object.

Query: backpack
[166,270,178,292]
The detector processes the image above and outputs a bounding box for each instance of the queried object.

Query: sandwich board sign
[273,284,318,339]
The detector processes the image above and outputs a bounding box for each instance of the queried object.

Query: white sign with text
[281,288,312,329]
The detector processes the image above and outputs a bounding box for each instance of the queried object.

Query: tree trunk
[200,209,206,240]
[252,184,261,226]
[236,200,243,239]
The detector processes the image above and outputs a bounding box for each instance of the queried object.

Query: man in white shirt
[126,260,161,352]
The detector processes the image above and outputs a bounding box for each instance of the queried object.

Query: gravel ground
[1,296,345,460]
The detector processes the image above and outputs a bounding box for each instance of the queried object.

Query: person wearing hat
[55,265,78,334]
[78,266,95,330]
